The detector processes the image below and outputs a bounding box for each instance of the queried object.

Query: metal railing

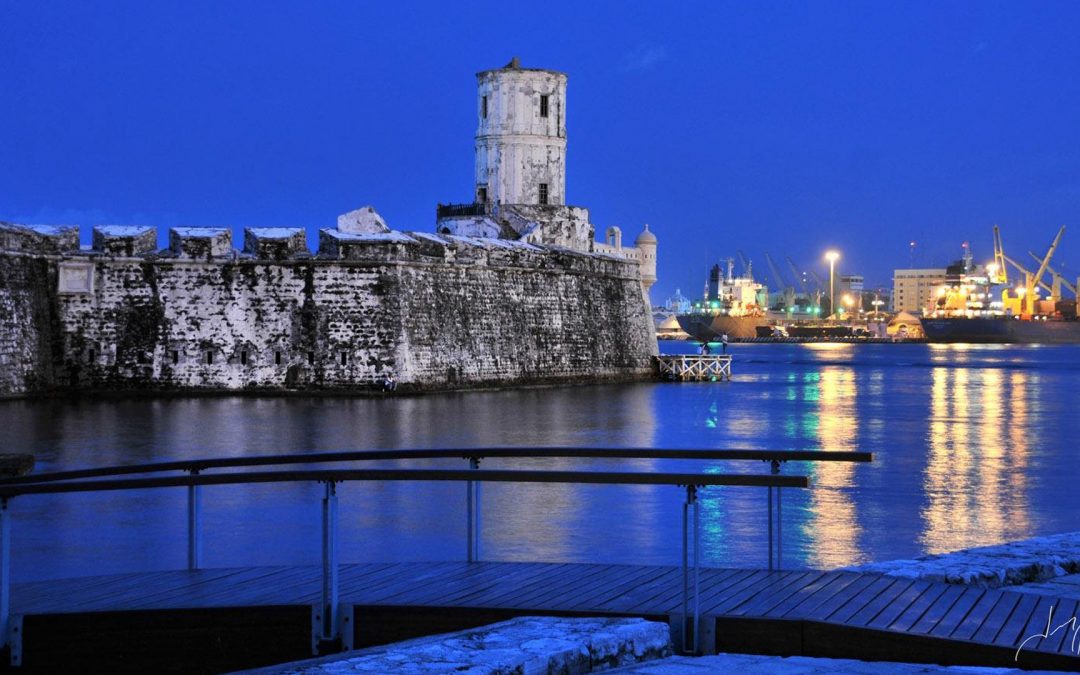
[435,202,490,219]
[0,447,870,657]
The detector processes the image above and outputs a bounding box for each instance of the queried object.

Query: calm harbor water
[3,342,1078,582]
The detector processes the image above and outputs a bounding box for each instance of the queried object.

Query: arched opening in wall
[206,351,214,365]
[275,351,283,366]
[340,352,348,366]
[170,350,179,365]
[240,351,248,366]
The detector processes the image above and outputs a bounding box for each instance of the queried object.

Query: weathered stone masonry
[0,223,656,397]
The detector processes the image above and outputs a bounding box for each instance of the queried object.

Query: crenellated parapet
[0,206,655,399]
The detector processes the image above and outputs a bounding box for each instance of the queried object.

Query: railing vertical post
[321,481,339,646]
[187,469,201,570]
[681,484,700,654]
[767,485,773,571]
[770,459,782,571]
[0,498,9,652]
[466,457,481,562]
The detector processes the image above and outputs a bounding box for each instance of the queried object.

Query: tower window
[539,183,549,205]
[206,351,214,365]
[477,186,487,204]
[540,95,549,118]
[275,351,282,365]
[240,350,248,365]
[482,95,488,119]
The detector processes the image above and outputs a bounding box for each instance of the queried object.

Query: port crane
[1027,251,1078,298]
[997,226,1065,314]
[764,252,795,309]
[785,256,823,311]
[737,251,754,280]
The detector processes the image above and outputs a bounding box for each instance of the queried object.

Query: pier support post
[317,481,341,653]
[466,457,481,562]
[187,469,201,570]
[681,485,700,654]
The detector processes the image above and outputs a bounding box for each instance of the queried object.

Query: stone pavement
[609,653,1060,674]
[1009,572,1080,599]
[848,532,1080,588]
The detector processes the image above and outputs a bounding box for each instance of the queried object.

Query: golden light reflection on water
[803,366,863,569]
[921,366,1031,553]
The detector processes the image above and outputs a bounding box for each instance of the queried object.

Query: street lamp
[825,250,840,319]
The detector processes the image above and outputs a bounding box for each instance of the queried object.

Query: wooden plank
[1009,596,1059,655]
[427,563,571,608]
[887,582,950,633]
[1035,598,1078,654]
[635,567,743,615]
[604,568,684,614]
[907,584,966,635]
[563,565,680,612]
[801,574,884,623]
[929,586,986,638]
[991,592,1043,648]
[709,571,803,615]
[970,590,1022,645]
[502,564,622,610]
[845,578,917,628]
[824,575,901,624]
[386,562,552,606]
[128,567,315,609]
[863,580,932,630]
[726,571,827,617]
[450,563,582,608]
[761,572,857,619]
[950,589,1006,641]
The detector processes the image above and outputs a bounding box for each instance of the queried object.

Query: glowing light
[825,251,840,263]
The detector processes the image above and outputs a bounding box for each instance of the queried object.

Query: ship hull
[675,314,769,341]
[922,317,1080,344]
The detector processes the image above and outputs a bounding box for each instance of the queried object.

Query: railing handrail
[0,468,808,498]
[0,447,871,486]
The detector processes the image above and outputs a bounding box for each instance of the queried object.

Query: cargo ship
[676,259,769,340]
[922,225,1080,344]
[921,316,1080,343]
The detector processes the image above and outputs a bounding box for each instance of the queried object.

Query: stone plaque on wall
[58,261,95,294]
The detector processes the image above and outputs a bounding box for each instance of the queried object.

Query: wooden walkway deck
[10,562,1080,672]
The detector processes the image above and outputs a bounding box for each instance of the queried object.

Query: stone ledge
[239,616,672,674]
[846,531,1080,588]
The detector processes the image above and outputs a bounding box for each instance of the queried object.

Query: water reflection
[921,365,1032,553]
[4,343,1078,580]
[803,366,863,568]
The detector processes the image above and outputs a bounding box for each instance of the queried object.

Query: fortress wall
[0,252,58,397]
[0,232,655,395]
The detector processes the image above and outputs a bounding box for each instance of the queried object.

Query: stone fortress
[0,58,658,397]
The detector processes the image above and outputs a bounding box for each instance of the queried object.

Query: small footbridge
[0,448,1076,672]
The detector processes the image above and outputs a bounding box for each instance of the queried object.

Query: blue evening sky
[3,1,1079,303]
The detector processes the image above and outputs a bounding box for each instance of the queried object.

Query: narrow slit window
[340,352,348,366]
[482,95,488,118]
[206,351,214,365]
[308,352,315,365]
[88,349,96,364]
[477,186,487,204]
[240,351,248,365]
[540,94,549,118]
[538,183,549,205]
[171,350,179,365]
[275,351,282,366]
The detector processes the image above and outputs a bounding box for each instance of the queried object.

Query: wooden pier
[9,562,1080,672]
[656,354,733,381]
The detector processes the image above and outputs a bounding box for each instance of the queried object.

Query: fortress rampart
[0,222,657,398]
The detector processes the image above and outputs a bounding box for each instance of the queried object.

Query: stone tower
[475,57,567,207]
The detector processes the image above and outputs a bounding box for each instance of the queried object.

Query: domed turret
[635,224,657,296]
